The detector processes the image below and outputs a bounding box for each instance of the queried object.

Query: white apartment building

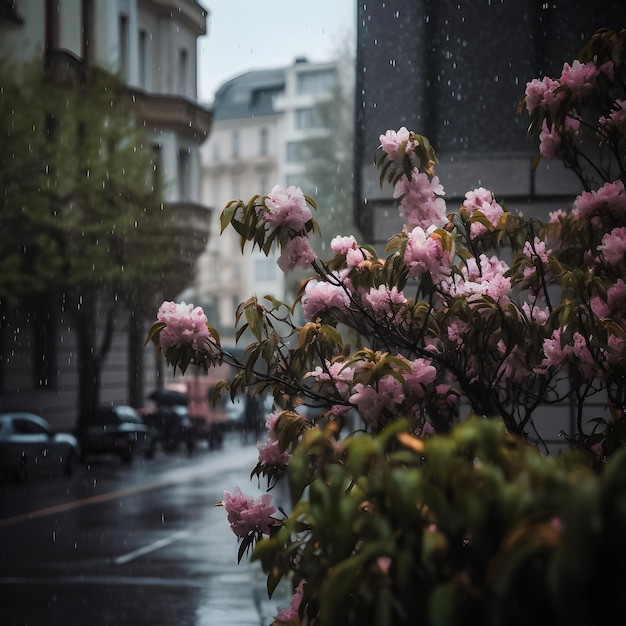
[197,58,352,342]
[0,0,212,428]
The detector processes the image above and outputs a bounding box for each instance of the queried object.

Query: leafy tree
[0,61,199,421]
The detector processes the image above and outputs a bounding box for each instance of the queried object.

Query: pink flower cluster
[331,235,372,269]
[222,487,276,538]
[274,580,305,623]
[379,126,419,161]
[257,411,290,466]
[598,226,626,266]
[362,285,407,321]
[263,185,313,231]
[278,236,317,273]
[403,226,452,281]
[599,99,626,140]
[539,328,601,380]
[301,277,351,320]
[571,180,626,225]
[348,356,437,427]
[525,58,613,114]
[539,115,581,159]
[461,187,505,238]
[441,254,511,304]
[261,185,317,274]
[156,301,215,354]
[394,168,447,230]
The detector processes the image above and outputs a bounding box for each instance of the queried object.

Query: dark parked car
[78,405,154,463]
[0,412,80,481]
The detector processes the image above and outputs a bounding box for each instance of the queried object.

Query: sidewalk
[195,432,292,626]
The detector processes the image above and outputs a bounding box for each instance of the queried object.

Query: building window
[119,14,130,81]
[138,29,148,89]
[178,48,188,96]
[231,130,239,159]
[178,148,191,201]
[286,141,307,163]
[285,174,304,188]
[295,108,323,129]
[231,174,240,200]
[254,257,277,283]
[260,127,269,156]
[296,69,336,95]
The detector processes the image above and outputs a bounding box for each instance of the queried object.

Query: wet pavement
[0,431,292,626]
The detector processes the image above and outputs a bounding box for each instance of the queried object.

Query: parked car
[77,405,154,463]
[0,412,80,481]
[143,405,192,452]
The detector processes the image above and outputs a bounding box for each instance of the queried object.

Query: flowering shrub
[148,28,626,626]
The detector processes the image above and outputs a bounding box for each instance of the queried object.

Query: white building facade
[197,58,351,342]
[0,0,211,428]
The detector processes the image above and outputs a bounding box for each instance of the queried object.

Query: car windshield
[114,406,142,423]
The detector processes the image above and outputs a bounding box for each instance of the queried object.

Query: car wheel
[64,450,77,476]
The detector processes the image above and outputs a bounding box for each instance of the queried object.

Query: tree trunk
[75,290,117,426]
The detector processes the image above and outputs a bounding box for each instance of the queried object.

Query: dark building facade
[354,1,626,245]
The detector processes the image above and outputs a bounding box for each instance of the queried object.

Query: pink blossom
[265,411,282,433]
[560,59,598,100]
[571,180,626,223]
[277,236,317,274]
[591,279,626,323]
[274,580,305,623]
[331,235,372,269]
[447,319,469,345]
[524,76,564,115]
[349,373,407,428]
[403,226,452,280]
[539,328,599,379]
[394,169,447,230]
[263,185,312,231]
[222,487,276,538]
[441,254,511,304]
[523,236,552,264]
[307,360,355,397]
[156,301,215,354]
[607,334,626,366]
[362,285,407,319]
[403,358,437,396]
[462,187,505,238]
[548,209,568,223]
[379,127,418,160]
[301,277,351,320]
[598,227,626,266]
[540,328,568,371]
[331,235,358,255]
[257,436,290,466]
[522,302,550,324]
[539,116,581,159]
[599,98,626,140]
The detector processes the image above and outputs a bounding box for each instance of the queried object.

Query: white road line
[113,529,191,565]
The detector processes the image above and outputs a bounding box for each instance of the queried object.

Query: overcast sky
[197,0,356,104]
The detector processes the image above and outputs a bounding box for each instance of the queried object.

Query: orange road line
[0,479,179,528]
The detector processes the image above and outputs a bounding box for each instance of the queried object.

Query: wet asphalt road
[0,432,291,626]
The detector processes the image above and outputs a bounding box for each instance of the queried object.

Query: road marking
[0,480,179,528]
[113,529,191,564]
[0,446,259,529]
